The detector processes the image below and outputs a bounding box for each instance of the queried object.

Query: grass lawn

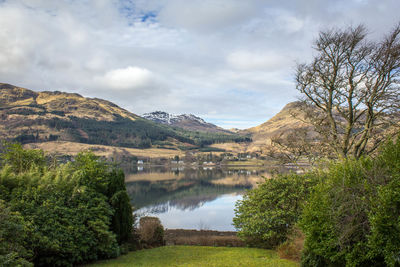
[87,246,299,267]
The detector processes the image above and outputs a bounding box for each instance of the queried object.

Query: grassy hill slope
[244,102,313,153]
[209,102,313,154]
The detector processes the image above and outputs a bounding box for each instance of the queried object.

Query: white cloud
[95,66,153,90]
[157,0,259,32]
[278,14,306,33]
[0,0,399,128]
[0,6,38,73]
[226,50,290,71]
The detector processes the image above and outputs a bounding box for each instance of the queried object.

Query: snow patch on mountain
[142,111,207,125]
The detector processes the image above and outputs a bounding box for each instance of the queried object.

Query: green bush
[0,200,32,267]
[300,138,400,267]
[0,144,135,266]
[1,142,46,173]
[73,153,133,244]
[233,173,316,248]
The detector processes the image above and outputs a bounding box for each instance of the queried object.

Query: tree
[300,137,400,267]
[296,24,400,159]
[233,174,316,248]
[270,128,331,165]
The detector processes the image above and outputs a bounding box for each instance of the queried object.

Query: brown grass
[210,142,248,153]
[164,229,245,247]
[25,141,185,159]
[245,102,310,154]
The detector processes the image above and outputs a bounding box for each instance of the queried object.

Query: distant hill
[0,83,249,150]
[246,101,399,157]
[208,102,314,154]
[244,100,399,157]
[142,111,231,134]
[244,101,314,153]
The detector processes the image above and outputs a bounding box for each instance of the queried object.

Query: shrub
[0,145,135,266]
[0,143,46,174]
[125,228,142,251]
[138,217,165,248]
[72,152,133,244]
[300,137,400,267]
[0,200,32,267]
[233,173,316,248]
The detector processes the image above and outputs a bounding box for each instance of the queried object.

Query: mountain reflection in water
[124,165,291,230]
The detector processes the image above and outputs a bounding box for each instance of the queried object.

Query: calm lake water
[124,165,293,231]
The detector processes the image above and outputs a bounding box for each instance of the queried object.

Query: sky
[0,0,399,129]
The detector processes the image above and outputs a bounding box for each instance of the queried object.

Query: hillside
[243,101,398,157]
[245,102,314,153]
[208,102,312,154]
[0,83,249,150]
[143,111,231,134]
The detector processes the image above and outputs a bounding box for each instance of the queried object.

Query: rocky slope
[142,111,231,133]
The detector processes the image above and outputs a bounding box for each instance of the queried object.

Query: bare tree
[296,24,400,158]
[271,128,331,166]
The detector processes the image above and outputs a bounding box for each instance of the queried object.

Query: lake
[124,165,293,231]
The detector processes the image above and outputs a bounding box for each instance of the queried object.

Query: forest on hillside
[5,107,250,149]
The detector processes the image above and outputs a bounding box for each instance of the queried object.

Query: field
[87,246,299,267]
[25,141,185,158]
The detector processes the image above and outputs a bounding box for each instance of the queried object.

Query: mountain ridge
[0,83,249,150]
[142,111,231,133]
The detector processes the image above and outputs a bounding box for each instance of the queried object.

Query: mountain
[0,83,249,150]
[244,101,313,153]
[142,111,231,133]
[245,101,399,156]
[207,102,313,154]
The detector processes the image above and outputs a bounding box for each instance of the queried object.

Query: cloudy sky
[0,0,399,129]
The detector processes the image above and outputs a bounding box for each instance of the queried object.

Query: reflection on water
[124,165,291,230]
[151,194,242,231]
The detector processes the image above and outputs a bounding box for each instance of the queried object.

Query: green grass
[87,246,299,267]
